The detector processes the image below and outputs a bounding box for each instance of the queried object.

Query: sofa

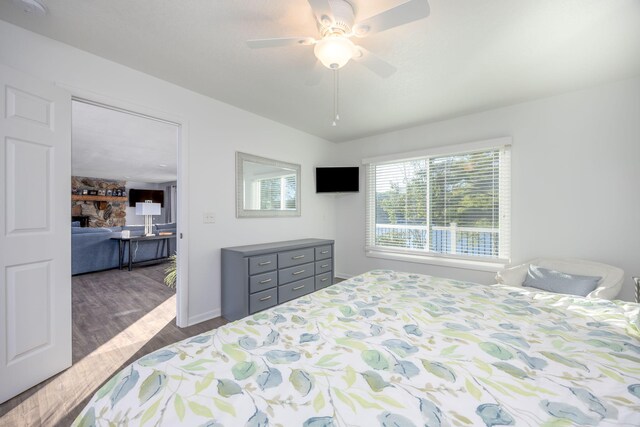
[72,223,176,275]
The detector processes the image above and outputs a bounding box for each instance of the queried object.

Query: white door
[0,64,71,403]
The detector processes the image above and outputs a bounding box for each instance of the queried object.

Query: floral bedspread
[73,270,640,426]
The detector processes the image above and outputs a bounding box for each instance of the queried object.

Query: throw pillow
[523,265,601,297]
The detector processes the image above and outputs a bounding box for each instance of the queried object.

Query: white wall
[335,77,640,302]
[3,20,637,318]
[0,21,337,324]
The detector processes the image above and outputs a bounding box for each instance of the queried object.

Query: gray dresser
[221,238,334,321]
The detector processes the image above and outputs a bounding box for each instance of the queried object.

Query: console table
[221,238,334,321]
[111,234,175,271]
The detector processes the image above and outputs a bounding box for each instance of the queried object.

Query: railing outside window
[375,223,499,257]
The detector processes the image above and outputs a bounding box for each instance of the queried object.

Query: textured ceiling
[2,0,639,142]
[72,101,177,183]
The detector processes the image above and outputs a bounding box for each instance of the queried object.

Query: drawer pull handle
[321,250,329,254]
[292,255,305,260]
[259,278,272,284]
[259,295,272,302]
[292,270,305,275]
[321,278,328,282]
[258,261,272,266]
[293,285,305,291]
[321,264,329,268]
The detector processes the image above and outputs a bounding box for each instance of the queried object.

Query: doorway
[70,98,183,362]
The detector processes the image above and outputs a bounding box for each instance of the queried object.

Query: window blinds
[365,144,511,262]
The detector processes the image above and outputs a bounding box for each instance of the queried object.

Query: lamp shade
[135,202,161,216]
[314,36,356,69]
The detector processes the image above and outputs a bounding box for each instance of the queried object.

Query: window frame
[363,137,512,271]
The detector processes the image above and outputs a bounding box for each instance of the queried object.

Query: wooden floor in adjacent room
[0,263,227,427]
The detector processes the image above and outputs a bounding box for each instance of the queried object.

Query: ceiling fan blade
[307,0,334,26]
[353,0,430,37]
[305,60,326,86]
[352,47,397,78]
[246,37,315,49]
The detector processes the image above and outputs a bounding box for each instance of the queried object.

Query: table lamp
[135,201,161,236]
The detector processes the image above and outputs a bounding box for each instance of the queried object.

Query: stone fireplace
[72,176,127,227]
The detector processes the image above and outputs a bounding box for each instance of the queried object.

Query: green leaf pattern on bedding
[73,270,640,426]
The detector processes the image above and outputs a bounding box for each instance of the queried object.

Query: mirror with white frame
[236,152,301,218]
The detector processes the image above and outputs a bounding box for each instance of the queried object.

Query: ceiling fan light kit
[247,0,430,125]
[314,36,356,69]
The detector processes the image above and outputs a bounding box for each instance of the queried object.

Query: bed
[73,270,640,426]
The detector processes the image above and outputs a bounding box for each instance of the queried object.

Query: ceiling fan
[247,0,430,125]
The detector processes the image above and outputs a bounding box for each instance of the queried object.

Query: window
[365,140,511,265]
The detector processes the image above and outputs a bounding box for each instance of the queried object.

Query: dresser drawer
[315,272,333,290]
[249,271,277,294]
[279,277,314,303]
[249,288,278,314]
[315,259,332,274]
[249,254,277,275]
[278,248,314,269]
[279,262,314,285]
[315,245,332,260]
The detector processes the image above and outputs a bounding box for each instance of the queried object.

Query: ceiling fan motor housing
[319,0,356,37]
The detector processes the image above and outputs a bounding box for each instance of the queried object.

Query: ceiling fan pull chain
[332,68,341,126]
[332,68,338,126]
[336,68,340,122]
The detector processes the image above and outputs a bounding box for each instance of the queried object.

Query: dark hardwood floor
[0,263,226,427]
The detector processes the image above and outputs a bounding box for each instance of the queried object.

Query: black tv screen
[316,167,359,193]
[128,189,164,207]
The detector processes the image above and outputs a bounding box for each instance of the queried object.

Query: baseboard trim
[187,308,221,327]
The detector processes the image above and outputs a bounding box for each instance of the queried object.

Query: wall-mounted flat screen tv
[315,167,359,193]
[128,189,164,207]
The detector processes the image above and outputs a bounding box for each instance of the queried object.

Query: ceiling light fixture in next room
[12,0,48,15]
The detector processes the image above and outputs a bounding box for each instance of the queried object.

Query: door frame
[67,89,190,327]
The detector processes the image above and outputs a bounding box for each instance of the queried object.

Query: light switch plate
[203,212,216,223]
